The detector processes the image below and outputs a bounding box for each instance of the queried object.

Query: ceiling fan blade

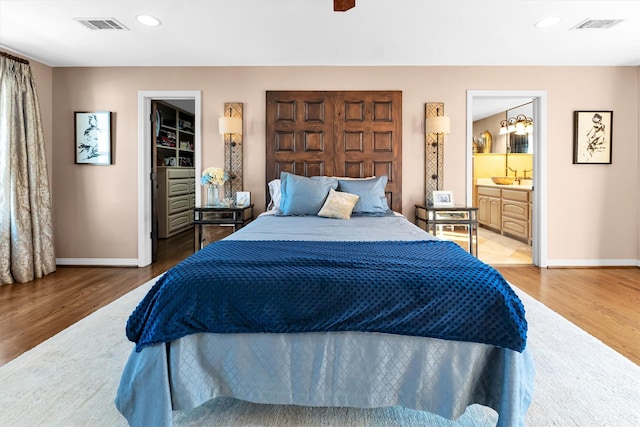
[334,0,356,12]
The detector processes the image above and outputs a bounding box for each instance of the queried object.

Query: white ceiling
[1,1,638,119]
[1,0,639,68]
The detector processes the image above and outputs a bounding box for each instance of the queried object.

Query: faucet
[507,167,523,184]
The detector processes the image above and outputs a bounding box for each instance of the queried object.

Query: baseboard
[546,258,639,268]
[56,258,139,267]
[55,257,640,268]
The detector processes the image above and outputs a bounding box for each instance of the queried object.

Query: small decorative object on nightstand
[236,191,251,208]
[201,166,228,207]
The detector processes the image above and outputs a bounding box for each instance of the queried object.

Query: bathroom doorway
[466,90,548,267]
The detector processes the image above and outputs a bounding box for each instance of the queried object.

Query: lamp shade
[499,120,509,135]
[219,116,242,135]
[426,116,450,135]
[525,121,533,134]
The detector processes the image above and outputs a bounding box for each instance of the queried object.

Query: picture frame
[573,110,613,164]
[236,191,251,208]
[74,111,113,165]
[432,191,454,207]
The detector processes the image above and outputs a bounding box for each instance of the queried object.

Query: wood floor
[1,229,638,366]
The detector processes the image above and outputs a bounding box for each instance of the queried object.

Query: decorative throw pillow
[267,179,281,211]
[278,172,338,215]
[317,189,360,220]
[337,176,391,214]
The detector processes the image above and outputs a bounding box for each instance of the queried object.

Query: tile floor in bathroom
[434,225,532,265]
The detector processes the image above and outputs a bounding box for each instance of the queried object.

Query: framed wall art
[74,111,113,165]
[573,110,613,164]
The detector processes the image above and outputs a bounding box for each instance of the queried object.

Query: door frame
[466,90,548,267]
[137,90,202,267]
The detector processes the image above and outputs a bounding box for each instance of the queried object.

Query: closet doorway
[150,99,196,262]
[137,91,202,267]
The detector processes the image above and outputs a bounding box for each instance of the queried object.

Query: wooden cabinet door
[478,195,501,230]
[488,197,502,229]
[478,196,489,225]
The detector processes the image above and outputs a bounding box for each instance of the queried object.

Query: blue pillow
[337,176,391,214]
[279,172,338,215]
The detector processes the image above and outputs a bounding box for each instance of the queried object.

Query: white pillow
[267,179,281,211]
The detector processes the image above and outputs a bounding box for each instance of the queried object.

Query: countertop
[475,178,532,190]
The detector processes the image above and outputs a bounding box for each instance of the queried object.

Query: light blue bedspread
[116,214,535,427]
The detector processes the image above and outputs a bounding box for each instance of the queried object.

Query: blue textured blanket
[126,240,527,352]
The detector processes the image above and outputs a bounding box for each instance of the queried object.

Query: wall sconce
[425,108,451,193]
[218,104,243,199]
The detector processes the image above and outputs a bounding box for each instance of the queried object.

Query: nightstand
[414,205,479,257]
[193,205,254,250]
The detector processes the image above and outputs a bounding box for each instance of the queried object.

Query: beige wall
[40,66,639,265]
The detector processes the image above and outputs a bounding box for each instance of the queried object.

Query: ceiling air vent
[571,19,623,30]
[75,18,129,30]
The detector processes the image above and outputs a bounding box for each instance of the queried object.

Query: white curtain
[0,55,56,284]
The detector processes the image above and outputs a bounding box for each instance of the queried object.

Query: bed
[115,171,534,427]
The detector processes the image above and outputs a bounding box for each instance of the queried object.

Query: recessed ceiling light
[534,17,560,28]
[136,15,161,27]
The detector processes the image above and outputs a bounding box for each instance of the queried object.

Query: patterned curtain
[0,55,56,284]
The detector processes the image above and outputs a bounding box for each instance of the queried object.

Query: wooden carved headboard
[265,90,403,213]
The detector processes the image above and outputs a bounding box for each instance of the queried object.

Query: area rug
[0,275,638,426]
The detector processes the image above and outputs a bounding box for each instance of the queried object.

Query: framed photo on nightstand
[433,191,454,207]
[236,191,250,207]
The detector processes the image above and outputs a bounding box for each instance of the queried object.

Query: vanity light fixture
[524,118,533,134]
[425,108,450,192]
[515,115,534,135]
[499,120,509,135]
[500,116,533,135]
[515,115,527,134]
[136,15,161,27]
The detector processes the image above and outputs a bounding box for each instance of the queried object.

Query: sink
[491,176,515,185]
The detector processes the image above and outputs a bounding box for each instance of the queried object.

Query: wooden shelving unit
[152,101,196,238]
[153,101,195,168]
